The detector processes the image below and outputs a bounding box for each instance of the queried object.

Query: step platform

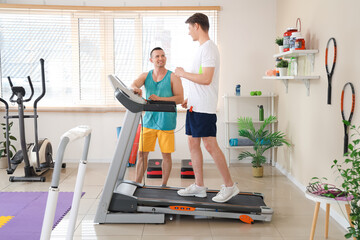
[147,159,162,178]
[181,159,195,179]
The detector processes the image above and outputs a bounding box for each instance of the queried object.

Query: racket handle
[327,84,332,105]
[344,135,348,154]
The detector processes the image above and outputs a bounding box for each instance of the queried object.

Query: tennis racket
[341,82,355,154]
[325,38,337,105]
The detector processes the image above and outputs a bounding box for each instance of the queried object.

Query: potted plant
[0,121,17,169]
[275,37,284,53]
[237,115,291,177]
[331,121,360,239]
[276,59,288,77]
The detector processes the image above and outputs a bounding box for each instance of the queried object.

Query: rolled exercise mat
[229,138,254,146]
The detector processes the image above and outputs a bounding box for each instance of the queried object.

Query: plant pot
[252,166,263,178]
[278,67,287,77]
[0,156,8,169]
[278,46,284,53]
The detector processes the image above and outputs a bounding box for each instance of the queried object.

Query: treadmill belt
[135,187,266,213]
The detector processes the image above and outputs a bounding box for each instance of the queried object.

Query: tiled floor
[0,162,348,239]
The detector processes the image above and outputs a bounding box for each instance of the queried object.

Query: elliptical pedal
[10,151,23,165]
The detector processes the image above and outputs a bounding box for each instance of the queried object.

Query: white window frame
[0,6,219,109]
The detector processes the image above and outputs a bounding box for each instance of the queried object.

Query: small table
[305,190,354,240]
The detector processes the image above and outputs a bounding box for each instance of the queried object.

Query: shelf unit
[263,49,320,96]
[223,94,277,166]
[273,49,318,58]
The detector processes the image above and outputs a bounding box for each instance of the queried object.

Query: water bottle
[258,105,264,121]
[235,84,241,96]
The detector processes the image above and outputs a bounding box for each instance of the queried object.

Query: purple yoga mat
[0,191,84,240]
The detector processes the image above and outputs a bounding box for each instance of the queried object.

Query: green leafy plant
[237,116,291,168]
[331,121,360,239]
[276,59,288,68]
[0,122,17,158]
[275,37,283,46]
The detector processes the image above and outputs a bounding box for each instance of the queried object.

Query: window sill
[1,105,188,113]
[1,105,125,113]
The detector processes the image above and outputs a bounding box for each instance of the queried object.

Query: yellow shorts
[138,127,175,153]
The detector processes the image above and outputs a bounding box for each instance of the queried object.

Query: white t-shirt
[187,40,220,114]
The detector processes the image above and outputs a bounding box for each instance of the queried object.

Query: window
[79,18,104,104]
[0,11,74,105]
[0,7,218,107]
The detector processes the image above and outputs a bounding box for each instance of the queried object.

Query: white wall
[0,0,277,163]
[275,0,360,228]
[276,0,360,197]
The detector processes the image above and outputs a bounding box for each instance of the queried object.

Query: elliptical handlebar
[7,76,14,88]
[5,59,46,105]
[7,75,35,103]
[23,76,34,102]
[33,58,46,109]
[0,97,9,110]
[7,76,16,102]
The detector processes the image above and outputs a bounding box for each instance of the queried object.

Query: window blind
[0,6,218,107]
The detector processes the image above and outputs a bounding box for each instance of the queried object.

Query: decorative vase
[0,156,8,169]
[252,166,263,178]
[278,46,284,53]
[278,67,287,77]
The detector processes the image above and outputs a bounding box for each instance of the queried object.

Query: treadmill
[94,75,273,224]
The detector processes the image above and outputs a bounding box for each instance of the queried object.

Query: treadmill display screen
[108,74,146,104]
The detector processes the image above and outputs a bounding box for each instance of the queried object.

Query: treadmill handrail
[110,74,176,113]
[115,89,144,113]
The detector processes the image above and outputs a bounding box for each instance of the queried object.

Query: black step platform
[147,159,162,178]
[181,159,195,179]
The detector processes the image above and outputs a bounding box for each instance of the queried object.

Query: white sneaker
[212,184,240,203]
[177,183,207,198]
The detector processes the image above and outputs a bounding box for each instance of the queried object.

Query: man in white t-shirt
[175,13,239,203]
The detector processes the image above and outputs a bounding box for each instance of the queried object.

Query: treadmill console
[109,74,146,105]
[108,75,176,113]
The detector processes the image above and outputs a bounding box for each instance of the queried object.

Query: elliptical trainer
[0,58,64,182]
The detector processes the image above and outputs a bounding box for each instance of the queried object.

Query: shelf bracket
[302,79,310,96]
[307,54,315,73]
[282,79,289,93]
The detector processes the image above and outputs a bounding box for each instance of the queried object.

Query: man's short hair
[150,47,164,58]
[185,13,209,32]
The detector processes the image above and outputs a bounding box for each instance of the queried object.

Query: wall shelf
[225,120,277,124]
[226,145,278,149]
[223,94,276,99]
[273,49,319,58]
[265,49,319,96]
[263,76,320,96]
[226,145,254,149]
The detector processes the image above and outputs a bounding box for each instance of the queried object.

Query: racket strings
[341,82,355,122]
[326,38,337,75]
[326,37,337,105]
[341,82,355,154]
